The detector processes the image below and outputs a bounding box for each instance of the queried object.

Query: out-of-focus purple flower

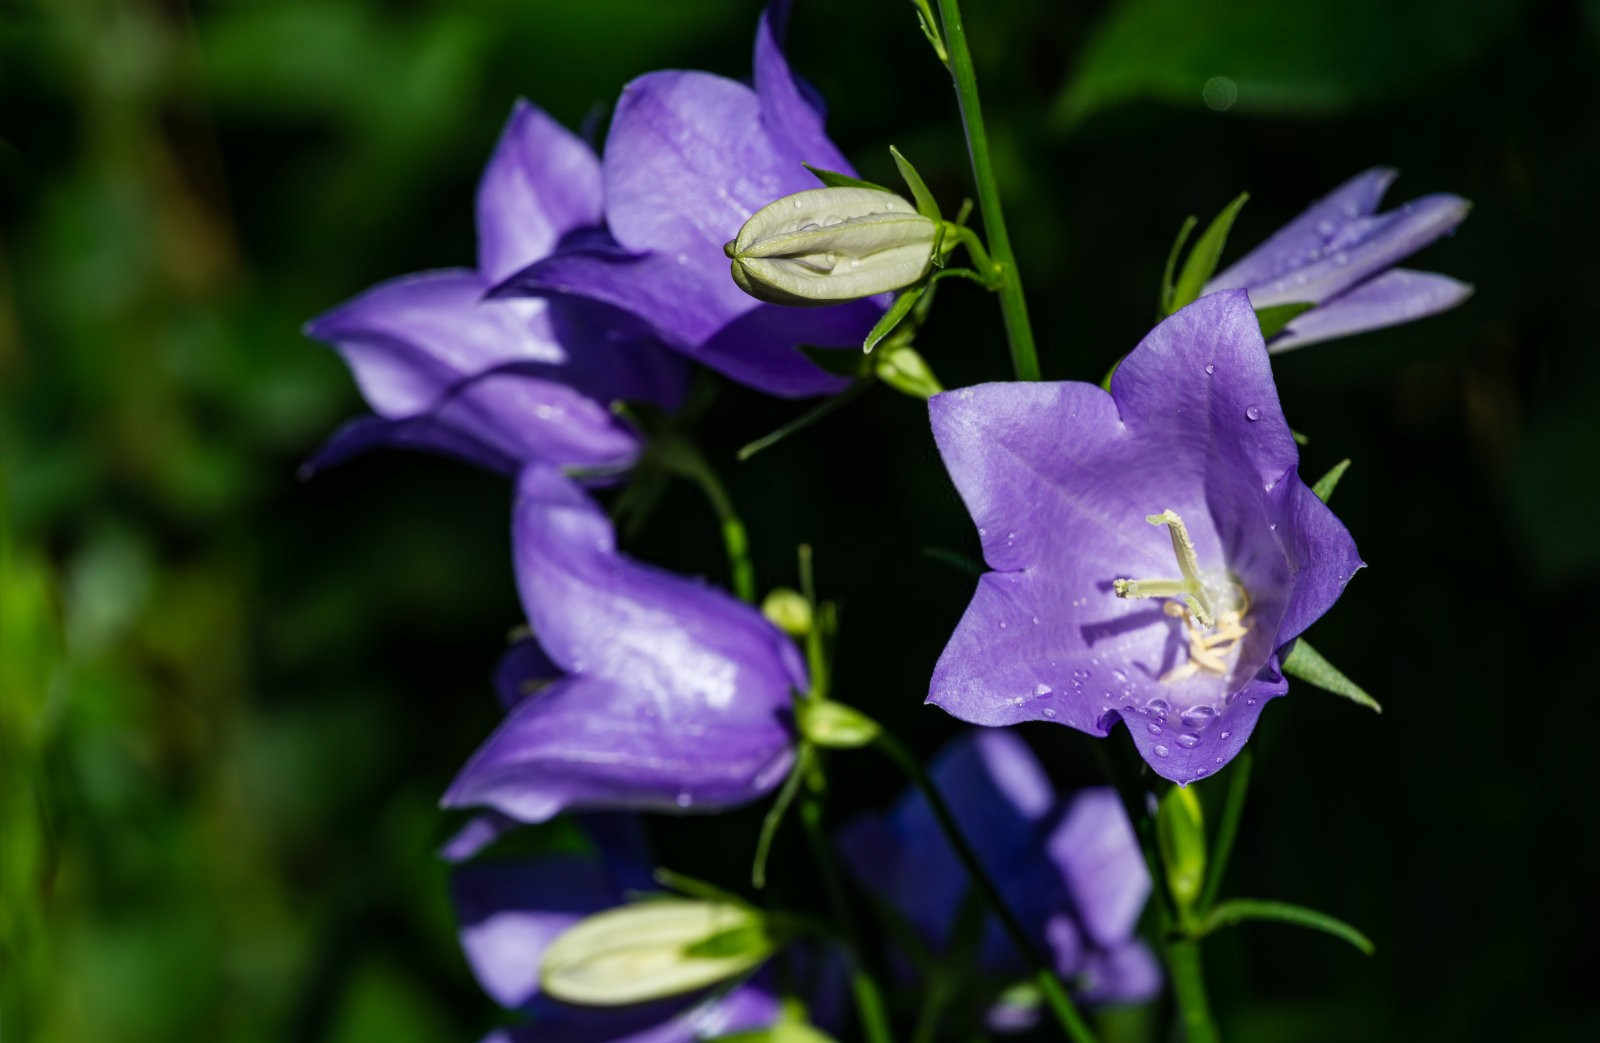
[1206,167,1471,352]
[491,2,882,398]
[837,730,1159,1020]
[450,816,782,1042]
[303,100,687,477]
[927,292,1362,783]
[443,465,806,821]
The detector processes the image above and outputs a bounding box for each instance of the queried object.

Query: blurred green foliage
[3,0,1598,1041]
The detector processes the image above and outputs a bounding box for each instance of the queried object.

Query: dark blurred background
[3,0,1596,1040]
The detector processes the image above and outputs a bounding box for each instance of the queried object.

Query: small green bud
[873,343,943,400]
[540,899,775,1005]
[1156,785,1207,914]
[726,187,939,306]
[761,588,813,637]
[795,699,881,749]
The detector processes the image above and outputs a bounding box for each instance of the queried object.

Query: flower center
[1113,509,1251,683]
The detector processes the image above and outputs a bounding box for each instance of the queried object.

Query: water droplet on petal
[1153,744,1170,758]
[1032,616,1040,625]
[1204,363,1215,375]
[1035,683,1053,696]
[1176,733,1199,748]
[1315,218,1336,237]
[1245,406,1262,422]
[1147,721,1163,735]
[1220,730,1231,740]
[1042,707,1058,719]
[1112,669,1128,683]
[1180,705,1217,731]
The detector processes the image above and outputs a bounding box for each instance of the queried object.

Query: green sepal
[889,145,941,221]
[1255,301,1315,339]
[798,345,871,379]
[795,699,881,749]
[1311,458,1351,503]
[682,922,776,959]
[711,1024,838,1043]
[1156,785,1206,915]
[1169,192,1249,314]
[1196,898,1374,956]
[1282,639,1381,713]
[863,285,928,354]
[1159,215,1199,315]
[873,344,943,400]
[1100,353,1124,391]
[1292,429,1310,446]
[802,164,890,193]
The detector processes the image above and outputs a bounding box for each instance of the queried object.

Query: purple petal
[1273,476,1365,646]
[753,2,853,176]
[1208,168,1397,291]
[476,99,604,285]
[1240,193,1469,309]
[300,412,520,477]
[929,292,1352,782]
[442,673,797,822]
[440,811,521,863]
[496,246,860,398]
[494,637,563,710]
[1077,940,1163,1005]
[510,465,809,700]
[304,271,651,471]
[1046,788,1150,949]
[452,853,622,1008]
[1269,268,1473,352]
[489,985,780,1043]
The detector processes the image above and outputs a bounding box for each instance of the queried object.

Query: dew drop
[1245,406,1262,422]
[1042,707,1058,719]
[1315,218,1336,237]
[1147,721,1163,735]
[1204,363,1215,375]
[792,197,804,208]
[1180,705,1217,731]
[1035,683,1053,696]
[1112,669,1129,683]
[1246,698,1257,706]
[1012,696,1026,706]
[1219,730,1231,740]
[1176,733,1199,749]
[1032,616,1041,625]
[999,621,1007,630]
[1153,744,1170,758]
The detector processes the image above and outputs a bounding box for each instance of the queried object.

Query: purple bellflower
[838,730,1159,1020]
[303,100,687,477]
[1207,167,1471,352]
[927,291,1363,784]
[442,465,806,821]
[449,815,782,1042]
[491,2,883,399]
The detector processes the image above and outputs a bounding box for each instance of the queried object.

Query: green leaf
[889,145,941,221]
[863,285,927,354]
[1169,192,1248,313]
[1198,898,1374,955]
[751,751,808,888]
[1311,458,1352,503]
[1052,0,1519,127]
[1291,429,1310,446]
[1282,639,1380,713]
[802,164,890,193]
[540,900,775,1004]
[1159,215,1198,315]
[1255,301,1316,339]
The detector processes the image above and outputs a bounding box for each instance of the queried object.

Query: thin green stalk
[1166,940,1220,1043]
[934,0,1040,381]
[800,798,894,1043]
[875,731,1098,1043]
[658,440,755,602]
[1198,750,1252,911]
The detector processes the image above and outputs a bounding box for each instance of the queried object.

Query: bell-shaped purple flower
[443,465,806,821]
[304,100,686,477]
[449,815,782,1042]
[491,2,882,399]
[1206,167,1471,352]
[838,730,1159,1018]
[927,291,1363,783]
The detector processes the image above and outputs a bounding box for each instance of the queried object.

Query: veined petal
[493,637,562,709]
[753,1,853,175]
[441,674,796,822]
[476,99,604,285]
[1208,167,1397,291]
[1046,789,1150,950]
[1269,268,1473,352]
[300,413,522,476]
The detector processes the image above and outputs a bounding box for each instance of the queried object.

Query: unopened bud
[761,588,813,637]
[726,187,938,305]
[1156,785,1206,914]
[874,344,943,400]
[795,699,881,749]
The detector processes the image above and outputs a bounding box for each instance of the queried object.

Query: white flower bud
[726,187,939,305]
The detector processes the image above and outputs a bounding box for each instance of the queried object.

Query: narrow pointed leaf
[1255,301,1316,338]
[1170,192,1249,313]
[1198,898,1374,955]
[798,345,870,379]
[752,753,808,888]
[889,145,942,221]
[1160,215,1199,314]
[864,285,927,353]
[803,164,890,192]
[737,382,871,461]
[1311,458,1352,503]
[1282,639,1381,712]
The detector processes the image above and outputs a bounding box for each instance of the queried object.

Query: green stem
[800,797,894,1043]
[660,440,755,602]
[1166,940,1220,1043]
[1198,750,1252,912]
[875,731,1098,1043]
[934,0,1040,381]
